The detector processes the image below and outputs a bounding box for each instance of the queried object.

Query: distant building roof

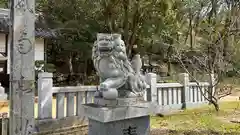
[0,8,56,38]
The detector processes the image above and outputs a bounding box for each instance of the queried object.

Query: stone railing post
[145,73,157,103]
[38,72,53,119]
[179,73,190,109]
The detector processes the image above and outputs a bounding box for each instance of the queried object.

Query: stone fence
[37,72,211,120]
[0,72,213,135]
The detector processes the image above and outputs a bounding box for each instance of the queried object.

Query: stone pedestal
[83,97,155,135]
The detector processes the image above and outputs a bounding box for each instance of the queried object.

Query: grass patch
[151,101,240,133]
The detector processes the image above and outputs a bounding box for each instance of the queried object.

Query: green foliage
[36,0,181,85]
[35,60,56,73]
[0,0,7,8]
[35,0,240,85]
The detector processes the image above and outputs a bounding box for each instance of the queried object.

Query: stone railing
[37,73,149,120]
[37,72,212,120]
[145,73,210,113]
[0,72,213,135]
[37,73,96,119]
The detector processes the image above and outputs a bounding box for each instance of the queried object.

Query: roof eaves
[0,8,57,39]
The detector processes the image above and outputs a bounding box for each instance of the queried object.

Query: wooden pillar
[9,0,35,135]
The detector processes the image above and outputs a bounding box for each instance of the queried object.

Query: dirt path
[220,91,240,102]
[220,95,239,101]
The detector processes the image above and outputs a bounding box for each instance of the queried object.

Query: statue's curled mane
[92,33,147,99]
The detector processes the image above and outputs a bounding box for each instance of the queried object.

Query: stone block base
[89,116,150,135]
[84,97,155,135]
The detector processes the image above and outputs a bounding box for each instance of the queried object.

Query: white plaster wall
[0,33,6,52]
[35,38,44,61]
[7,33,10,74]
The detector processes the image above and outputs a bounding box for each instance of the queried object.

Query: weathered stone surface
[94,97,146,106]
[10,0,36,135]
[33,125,88,135]
[35,116,87,132]
[92,33,147,99]
[88,116,150,135]
[83,99,155,123]
[34,116,88,135]
[38,72,53,119]
[87,33,156,135]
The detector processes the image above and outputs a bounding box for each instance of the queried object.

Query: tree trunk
[208,70,220,111]
[67,55,74,85]
[123,0,129,49]
[189,8,193,50]
[210,99,219,111]
[128,1,140,57]
[83,59,88,84]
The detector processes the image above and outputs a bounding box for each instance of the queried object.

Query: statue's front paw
[138,91,145,97]
[125,91,138,98]
[140,82,147,90]
[94,91,103,98]
[102,88,118,100]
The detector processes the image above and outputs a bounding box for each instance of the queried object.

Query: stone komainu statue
[92,33,147,99]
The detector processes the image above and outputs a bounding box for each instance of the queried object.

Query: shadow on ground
[150,129,240,135]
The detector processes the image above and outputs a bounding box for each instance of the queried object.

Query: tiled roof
[0,17,57,38]
[0,8,56,38]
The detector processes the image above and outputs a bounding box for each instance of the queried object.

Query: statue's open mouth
[98,42,113,53]
[98,47,112,52]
